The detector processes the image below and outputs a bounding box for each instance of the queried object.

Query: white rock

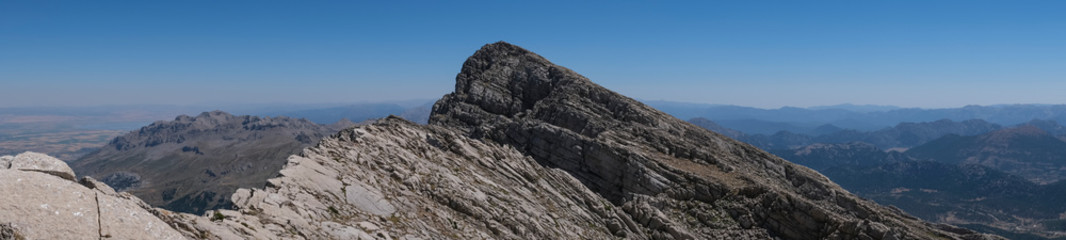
[0,170,98,239]
[345,184,395,216]
[0,155,12,169]
[10,151,76,180]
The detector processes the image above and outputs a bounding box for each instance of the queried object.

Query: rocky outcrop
[429,42,1000,239]
[153,117,644,239]
[7,151,76,180]
[0,152,186,239]
[70,111,349,214]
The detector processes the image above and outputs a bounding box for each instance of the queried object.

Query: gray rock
[0,154,187,239]
[0,155,12,169]
[9,151,76,181]
[0,169,98,239]
[97,192,185,239]
[429,41,1003,240]
[79,176,117,196]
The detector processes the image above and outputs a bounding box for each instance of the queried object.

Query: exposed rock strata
[0,152,185,239]
[428,42,1001,239]
[156,117,640,239]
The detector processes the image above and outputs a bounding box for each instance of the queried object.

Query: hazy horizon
[3,1,1064,109]
[3,99,1064,112]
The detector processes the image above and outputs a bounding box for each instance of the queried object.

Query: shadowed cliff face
[430,41,1000,239]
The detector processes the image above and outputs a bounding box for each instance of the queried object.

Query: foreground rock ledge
[0,152,184,239]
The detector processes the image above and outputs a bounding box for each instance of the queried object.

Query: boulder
[9,151,76,181]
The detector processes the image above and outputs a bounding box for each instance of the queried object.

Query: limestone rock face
[159,117,636,239]
[0,152,186,240]
[428,42,1002,240]
[7,151,76,180]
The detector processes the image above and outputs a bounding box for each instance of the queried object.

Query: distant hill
[808,104,902,113]
[654,101,1066,133]
[70,111,351,214]
[907,126,1066,184]
[816,119,1002,149]
[726,121,1066,238]
[769,142,913,171]
[823,161,1066,240]
[692,118,1003,150]
[767,141,1066,239]
[687,117,744,138]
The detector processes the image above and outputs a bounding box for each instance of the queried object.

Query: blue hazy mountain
[652,101,1066,134]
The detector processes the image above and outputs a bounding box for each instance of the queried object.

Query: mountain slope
[907,126,1066,184]
[70,111,347,214]
[158,117,645,239]
[823,161,1066,239]
[14,42,1001,239]
[688,117,745,139]
[428,42,996,239]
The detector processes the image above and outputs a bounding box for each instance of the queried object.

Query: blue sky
[2,1,1064,108]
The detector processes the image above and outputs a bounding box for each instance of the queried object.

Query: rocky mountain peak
[431,42,999,239]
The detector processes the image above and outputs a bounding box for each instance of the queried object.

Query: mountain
[651,101,1066,133]
[70,111,349,214]
[696,118,1002,151]
[770,142,914,171]
[688,117,745,139]
[423,42,993,239]
[809,104,903,113]
[817,119,1002,150]
[3,42,1000,239]
[907,126,1066,184]
[766,137,1066,238]
[823,161,1066,239]
[1020,119,1066,136]
[2,152,187,239]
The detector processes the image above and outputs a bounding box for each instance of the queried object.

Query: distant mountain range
[908,126,1066,184]
[69,111,353,214]
[711,120,1066,239]
[654,101,1066,133]
[695,117,1004,150]
[823,160,1066,240]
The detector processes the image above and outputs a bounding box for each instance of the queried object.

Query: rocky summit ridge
[1,42,1001,239]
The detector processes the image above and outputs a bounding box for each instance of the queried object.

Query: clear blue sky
[2,1,1064,108]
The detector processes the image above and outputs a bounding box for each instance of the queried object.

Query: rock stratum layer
[2,42,1001,239]
[424,42,999,239]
